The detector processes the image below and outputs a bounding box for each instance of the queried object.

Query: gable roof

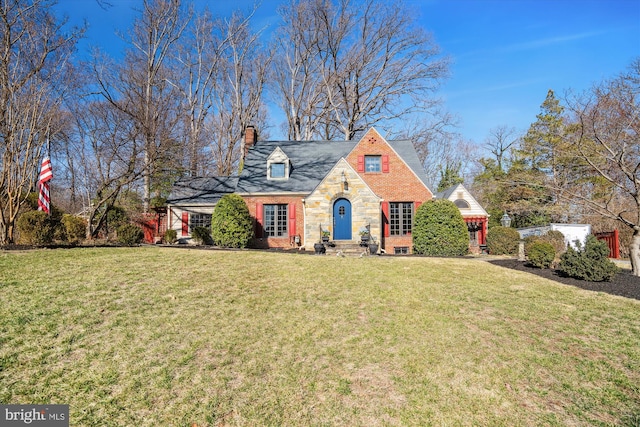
[436,183,489,217]
[236,130,430,195]
[167,176,238,205]
[236,139,358,194]
[384,138,431,191]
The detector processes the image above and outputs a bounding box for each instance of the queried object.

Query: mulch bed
[489,259,640,301]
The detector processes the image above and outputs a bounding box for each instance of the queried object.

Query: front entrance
[333,198,352,240]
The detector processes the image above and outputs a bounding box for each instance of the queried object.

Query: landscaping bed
[490,258,640,301]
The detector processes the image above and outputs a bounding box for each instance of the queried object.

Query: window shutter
[382,155,390,173]
[357,155,364,172]
[255,203,264,238]
[288,203,296,236]
[381,202,390,237]
[415,201,422,211]
[181,212,189,236]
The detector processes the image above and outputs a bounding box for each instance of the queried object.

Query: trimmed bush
[486,226,520,255]
[413,199,469,256]
[527,241,555,269]
[211,194,253,248]
[164,229,177,244]
[191,226,213,245]
[16,210,54,245]
[559,235,618,282]
[541,230,567,255]
[117,223,144,246]
[61,214,87,243]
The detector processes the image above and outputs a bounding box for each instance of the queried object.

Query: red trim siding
[381,201,390,237]
[181,212,189,236]
[288,203,296,236]
[255,203,263,238]
[382,155,389,173]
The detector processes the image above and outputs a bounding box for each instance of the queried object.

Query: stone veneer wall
[304,160,381,250]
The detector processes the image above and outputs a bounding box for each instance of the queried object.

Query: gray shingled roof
[167,176,238,205]
[236,138,431,194]
[236,140,358,194]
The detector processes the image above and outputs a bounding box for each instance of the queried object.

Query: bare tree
[171,8,225,176]
[271,0,339,140]
[0,0,83,244]
[207,9,271,175]
[483,125,519,173]
[562,59,640,275]
[272,0,449,141]
[95,0,189,212]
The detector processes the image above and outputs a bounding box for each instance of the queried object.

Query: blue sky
[56,0,639,146]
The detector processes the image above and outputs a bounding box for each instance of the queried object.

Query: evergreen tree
[436,162,464,192]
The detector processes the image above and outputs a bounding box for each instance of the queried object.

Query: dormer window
[270,163,286,178]
[267,147,291,180]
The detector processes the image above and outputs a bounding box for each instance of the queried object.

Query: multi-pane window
[390,202,413,236]
[264,204,288,237]
[190,213,211,232]
[364,155,381,172]
[270,163,286,178]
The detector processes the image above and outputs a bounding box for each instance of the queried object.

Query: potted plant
[321,228,330,243]
[359,225,371,246]
[368,234,379,255]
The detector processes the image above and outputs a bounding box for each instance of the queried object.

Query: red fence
[135,209,167,244]
[595,229,619,259]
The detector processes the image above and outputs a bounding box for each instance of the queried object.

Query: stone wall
[304,160,381,250]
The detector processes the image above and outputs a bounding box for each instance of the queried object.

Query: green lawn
[1,247,638,426]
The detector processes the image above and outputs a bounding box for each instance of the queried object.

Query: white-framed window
[365,155,381,172]
[270,162,286,178]
[267,147,291,180]
[264,204,288,237]
[454,199,470,209]
[190,213,211,232]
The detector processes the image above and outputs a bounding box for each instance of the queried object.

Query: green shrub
[486,226,520,255]
[413,199,468,256]
[211,194,253,248]
[559,235,618,282]
[527,241,555,269]
[16,210,54,245]
[61,214,87,243]
[164,229,177,244]
[117,223,144,246]
[542,230,567,255]
[105,206,128,236]
[191,226,213,245]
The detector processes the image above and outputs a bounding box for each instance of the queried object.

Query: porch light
[342,171,348,191]
[500,212,512,228]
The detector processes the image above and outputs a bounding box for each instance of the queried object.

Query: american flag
[37,156,53,214]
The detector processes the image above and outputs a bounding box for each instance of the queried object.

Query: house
[435,183,489,253]
[166,176,238,243]
[166,127,489,254]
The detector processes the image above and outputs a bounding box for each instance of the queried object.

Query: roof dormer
[267,147,291,180]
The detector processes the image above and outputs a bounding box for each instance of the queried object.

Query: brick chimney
[243,125,257,159]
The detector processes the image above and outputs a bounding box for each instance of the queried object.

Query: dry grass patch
[1,248,638,426]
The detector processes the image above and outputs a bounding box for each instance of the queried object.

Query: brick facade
[345,128,433,253]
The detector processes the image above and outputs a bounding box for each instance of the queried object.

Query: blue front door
[333,198,352,240]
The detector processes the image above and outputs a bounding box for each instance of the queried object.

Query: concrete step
[322,240,378,257]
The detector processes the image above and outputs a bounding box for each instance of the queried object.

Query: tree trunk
[630,227,640,277]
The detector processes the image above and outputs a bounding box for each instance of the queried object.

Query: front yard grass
[1,247,638,426]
